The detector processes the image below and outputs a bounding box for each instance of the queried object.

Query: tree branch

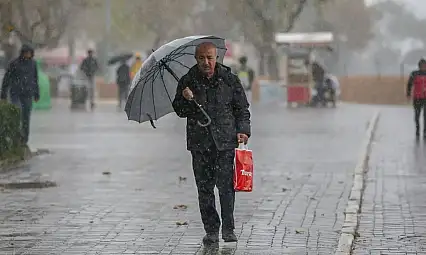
[283,0,308,32]
[17,0,31,38]
[244,0,266,23]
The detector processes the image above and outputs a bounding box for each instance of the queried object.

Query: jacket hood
[20,44,35,56]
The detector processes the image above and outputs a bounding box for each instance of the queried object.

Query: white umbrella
[125,35,227,128]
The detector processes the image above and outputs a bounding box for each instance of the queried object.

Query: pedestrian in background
[116,59,131,110]
[80,49,99,110]
[236,56,255,91]
[0,44,39,145]
[130,53,143,81]
[406,58,426,138]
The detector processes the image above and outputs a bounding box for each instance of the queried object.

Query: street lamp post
[104,0,112,81]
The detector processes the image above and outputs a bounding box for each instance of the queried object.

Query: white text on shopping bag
[240,169,252,177]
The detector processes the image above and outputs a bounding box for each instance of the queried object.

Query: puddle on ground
[0,232,40,238]
[0,180,57,189]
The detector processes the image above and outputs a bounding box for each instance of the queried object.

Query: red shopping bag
[234,144,253,192]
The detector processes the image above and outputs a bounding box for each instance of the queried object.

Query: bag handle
[238,143,249,150]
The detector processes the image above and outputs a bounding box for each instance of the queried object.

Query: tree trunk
[1,42,18,69]
[267,49,279,80]
[261,19,279,80]
[258,51,266,76]
[257,45,279,79]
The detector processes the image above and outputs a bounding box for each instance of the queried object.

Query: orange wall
[97,81,117,99]
[95,75,410,106]
[339,76,408,105]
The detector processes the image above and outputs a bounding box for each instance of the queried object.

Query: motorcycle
[309,87,336,108]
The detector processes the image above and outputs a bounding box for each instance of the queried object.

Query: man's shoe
[202,233,219,245]
[222,231,238,242]
[416,129,420,137]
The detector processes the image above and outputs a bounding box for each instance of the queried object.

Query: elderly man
[172,42,251,245]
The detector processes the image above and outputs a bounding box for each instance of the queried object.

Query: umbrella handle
[192,99,212,127]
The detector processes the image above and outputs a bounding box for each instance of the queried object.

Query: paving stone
[353,107,426,254]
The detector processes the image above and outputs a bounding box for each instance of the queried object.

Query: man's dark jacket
[172,64,251,151]
[116,63,131,87]
[80,56,99,78]
[0,44,39,100]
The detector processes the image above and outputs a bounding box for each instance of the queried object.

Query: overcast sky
[365,0,426,18]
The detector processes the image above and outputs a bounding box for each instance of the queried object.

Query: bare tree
[321,0,374,50]
[135,0,197,49]
[223,0,320,78]
[83,0,197,50]
[0,0,87,66]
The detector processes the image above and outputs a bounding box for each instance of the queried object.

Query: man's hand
[237,133,249,144]
[182,87,193,100]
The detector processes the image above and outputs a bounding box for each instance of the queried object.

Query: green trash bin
[33,59,52,110]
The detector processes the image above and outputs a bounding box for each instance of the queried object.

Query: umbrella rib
[128,63,158,121]
[137,65,161,123]
[168,59,192,69]
[151,66,158,121]
[137,63,159,85]
[167,43,227,59]
[147,68,162,121]
[158,64,174,106]
[137,79,147,123]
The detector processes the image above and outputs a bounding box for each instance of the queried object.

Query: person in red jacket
[407,58,426,137]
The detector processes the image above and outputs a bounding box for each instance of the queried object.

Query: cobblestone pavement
[0,102,375,254]
[353,107,426,255]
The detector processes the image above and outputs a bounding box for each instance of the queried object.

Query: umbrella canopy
[125,35,227,128]
[108,53,133,65]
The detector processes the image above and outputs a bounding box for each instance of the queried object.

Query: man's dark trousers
[10,94,33,144]
[117,84,129,109]
[413,98,426,132]
[191,145,235,234]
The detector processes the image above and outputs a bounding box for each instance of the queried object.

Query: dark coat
[80,56,99,78]
[116,63,131,87]
[0,44,39,100]
[172,64,251,151]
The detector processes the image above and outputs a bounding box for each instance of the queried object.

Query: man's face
[23,51,32,59]
[420,63,426,71]
[195,45,217,76]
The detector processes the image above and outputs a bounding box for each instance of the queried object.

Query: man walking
[407,58,426,138]
[0,44,39,145]
[172,42,251,245]
[116,59,131,110]
[80,49,99,110]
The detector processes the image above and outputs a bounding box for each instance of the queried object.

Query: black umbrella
[108,53,133,65]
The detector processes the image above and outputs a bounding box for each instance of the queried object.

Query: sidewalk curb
[335,110,380,255]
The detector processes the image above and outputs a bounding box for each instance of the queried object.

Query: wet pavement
[353,107,426,255]
[0,101,376,254]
